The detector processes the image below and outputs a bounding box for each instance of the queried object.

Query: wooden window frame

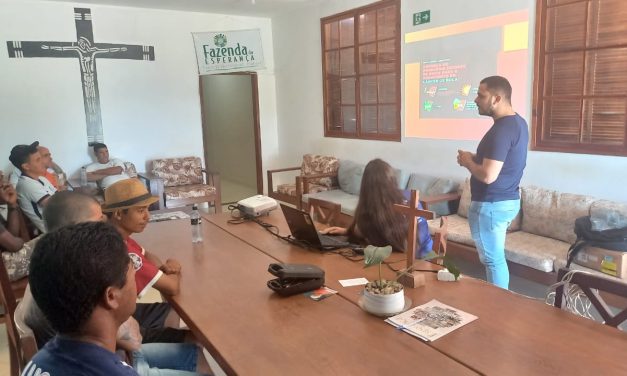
[532,0,627,156]
[321,0,401,141]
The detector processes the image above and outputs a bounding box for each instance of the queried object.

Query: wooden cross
[6,8,155,145]
[392,190,434,288]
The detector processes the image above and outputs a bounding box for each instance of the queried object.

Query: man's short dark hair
[43,191,101,232]
[9,141,39,173]
[480,76,512,103]
[29,222,130,334]
[92,142,108,154]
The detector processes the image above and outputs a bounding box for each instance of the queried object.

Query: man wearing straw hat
[103,178,187,344]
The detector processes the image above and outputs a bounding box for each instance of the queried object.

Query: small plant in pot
[361,245,406,316]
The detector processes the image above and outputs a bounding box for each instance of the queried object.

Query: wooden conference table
[136,211,627,375]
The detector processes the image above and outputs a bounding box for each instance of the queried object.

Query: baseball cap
[9,141,39,169]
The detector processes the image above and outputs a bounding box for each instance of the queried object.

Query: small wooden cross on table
[392,190,435,288]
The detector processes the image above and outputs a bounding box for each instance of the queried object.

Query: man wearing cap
[9,142,57,233]
[103,178,187,344]
[86,143,131,190]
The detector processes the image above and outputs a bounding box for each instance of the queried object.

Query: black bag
[565,216,627,268]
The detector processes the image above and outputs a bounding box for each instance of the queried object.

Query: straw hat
[102,178,159,212]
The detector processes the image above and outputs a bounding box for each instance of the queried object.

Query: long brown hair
[349,159,407,251]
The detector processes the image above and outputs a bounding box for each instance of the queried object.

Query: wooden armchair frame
[138,167,221,213]
[308,198,341,226]
[267,167,338,210]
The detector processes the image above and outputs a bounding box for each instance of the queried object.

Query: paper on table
[339,277,369,287]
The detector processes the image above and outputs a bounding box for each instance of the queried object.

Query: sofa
[429,179,627,284]
[299,159,460,223]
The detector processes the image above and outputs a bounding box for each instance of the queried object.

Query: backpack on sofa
[565,216,627,268]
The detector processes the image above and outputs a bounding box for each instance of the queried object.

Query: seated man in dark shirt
[24,221,139,375]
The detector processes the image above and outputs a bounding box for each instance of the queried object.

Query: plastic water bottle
[80,167,88,187]
[191,205,203,243]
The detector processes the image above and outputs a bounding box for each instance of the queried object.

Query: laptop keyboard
[319,234,349,247]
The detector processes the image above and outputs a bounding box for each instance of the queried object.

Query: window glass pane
[325,50,339,76]
[340,48,355,76]
[378,73,396,103]
[360,75,377,104]
[339,17,355,47]
[324,21,340,50]
[378,105,398,134]
[378,40,396,72]
[358,42,377,74]
[341,78,355,104]
[582,99,626,145]
[326,78,341,105]
[358,10,377,43]
[361,105,378,134]
[377,6,396,40]
[342,106,357,134]
[326,105,342,131]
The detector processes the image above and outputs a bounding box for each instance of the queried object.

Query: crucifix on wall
[6,7,155,145]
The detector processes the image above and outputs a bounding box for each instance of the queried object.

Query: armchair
[267,154,339,209]
[138,157,221,212]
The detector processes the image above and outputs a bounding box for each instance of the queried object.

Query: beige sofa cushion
[428,214,474,247]
[504,231,570,272]
[521,186,595,244]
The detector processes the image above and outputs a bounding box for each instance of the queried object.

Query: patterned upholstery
[276,183,330,197]
[164,184,217,200]
[301,154,339,187]
[124,162,138,178]
[152,157,204,187]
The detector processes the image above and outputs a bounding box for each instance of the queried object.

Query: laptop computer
[280,204,351,250]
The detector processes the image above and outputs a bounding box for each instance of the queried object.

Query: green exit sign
[413,10,431,26]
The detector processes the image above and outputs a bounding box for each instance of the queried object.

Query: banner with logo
[192,29,265,74]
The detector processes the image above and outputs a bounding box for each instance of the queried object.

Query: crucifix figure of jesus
[6,7,155,144]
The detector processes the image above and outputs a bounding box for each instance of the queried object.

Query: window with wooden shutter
[321,0,401,141]
[533,0,627,155]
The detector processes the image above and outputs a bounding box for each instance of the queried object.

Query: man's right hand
[0,184,18,206]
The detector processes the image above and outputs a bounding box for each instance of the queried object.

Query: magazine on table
[385,299,477,341]
[148,211,190,222]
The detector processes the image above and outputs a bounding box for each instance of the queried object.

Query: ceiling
[40,0,325,17]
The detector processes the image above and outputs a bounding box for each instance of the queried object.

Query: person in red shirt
[103,178,185,344]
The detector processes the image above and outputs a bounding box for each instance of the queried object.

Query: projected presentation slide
[404,10,529,140]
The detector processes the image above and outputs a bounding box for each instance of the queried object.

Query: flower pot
[361,287,405,316]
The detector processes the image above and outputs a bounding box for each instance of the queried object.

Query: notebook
[280,204,351,250]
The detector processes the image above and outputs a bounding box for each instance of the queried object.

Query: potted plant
[361,245,406,316]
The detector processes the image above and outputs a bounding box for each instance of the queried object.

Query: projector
[237,195,278,217]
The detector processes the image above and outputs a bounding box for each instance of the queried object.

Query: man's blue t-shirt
[470,113,528,202]
[22,336,138,376]
[402,190,434,258]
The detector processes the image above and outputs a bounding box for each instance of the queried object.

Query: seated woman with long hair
[321,158,433,258]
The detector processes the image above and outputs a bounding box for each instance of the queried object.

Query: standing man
[86,143,130,189]
[9,142,57,233]
[457,76,528,289]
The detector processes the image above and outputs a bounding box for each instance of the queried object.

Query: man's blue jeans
[468,199,520,289]
[133,343,207,376]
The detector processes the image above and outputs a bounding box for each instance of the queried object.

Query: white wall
[0,0,278,186]
[271,0,627,202]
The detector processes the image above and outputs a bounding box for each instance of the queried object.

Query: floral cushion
[300,154,339,188]
[277,183,330,197]
[165,184,216,200]
[152,157,204,187]
[2,236,40,281]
